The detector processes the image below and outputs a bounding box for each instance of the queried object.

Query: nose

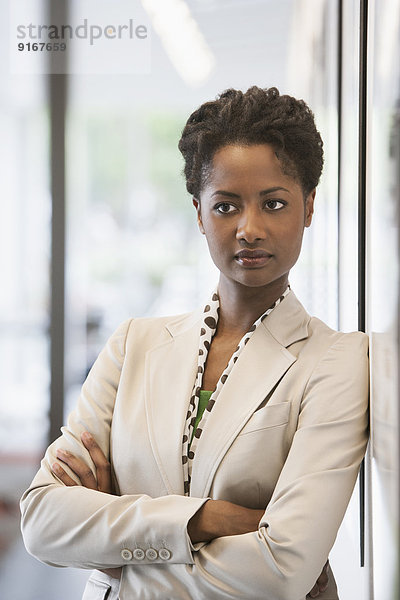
[236,206,266,244]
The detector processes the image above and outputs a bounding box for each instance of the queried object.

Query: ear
[304,189,316,227]
[192,197,205,234]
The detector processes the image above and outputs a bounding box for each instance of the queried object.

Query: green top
[189,390,213,447]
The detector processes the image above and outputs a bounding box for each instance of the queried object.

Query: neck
[216,275,289,335]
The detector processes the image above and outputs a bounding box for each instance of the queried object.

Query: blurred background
[0,0,399,598]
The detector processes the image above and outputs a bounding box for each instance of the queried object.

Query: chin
[238,270,291,290]
[233,276,281,289]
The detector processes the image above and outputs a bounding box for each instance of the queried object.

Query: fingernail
[57,448,69,457]
[82,431,92,441]
[52,463,62,475]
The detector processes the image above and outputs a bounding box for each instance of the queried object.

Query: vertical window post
[48,0,69,444]
[358,0,368,568]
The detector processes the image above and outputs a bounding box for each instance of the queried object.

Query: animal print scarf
[182,286,290,495]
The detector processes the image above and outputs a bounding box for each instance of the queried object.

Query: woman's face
[194,144,315,291]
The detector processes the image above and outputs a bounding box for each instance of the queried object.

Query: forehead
[207,144,296,188]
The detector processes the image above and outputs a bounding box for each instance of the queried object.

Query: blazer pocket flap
[239,402,290,435]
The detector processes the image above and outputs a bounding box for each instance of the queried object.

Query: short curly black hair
[178,86,324,198]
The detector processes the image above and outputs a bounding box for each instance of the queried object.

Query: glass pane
[329,3,372,599]
[368,1,400,598]
[286,0,339,329]
[338,1,360,333]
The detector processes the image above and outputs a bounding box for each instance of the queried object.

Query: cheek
[203,224,232,263]
[273,221,305,256]
[275,218,302,239]
[203,218,229,244]
[206,231,225,256]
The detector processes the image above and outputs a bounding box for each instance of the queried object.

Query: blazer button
[159,548,171,561]
[120,548,133,561]
[145,548,158,561]
[132,548,145,561]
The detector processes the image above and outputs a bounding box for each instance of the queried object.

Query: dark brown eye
[216,202,235,214]
[265,200,285,210]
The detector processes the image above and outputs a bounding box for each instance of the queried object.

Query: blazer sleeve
[20,319,207,570]
[117,331,369,600]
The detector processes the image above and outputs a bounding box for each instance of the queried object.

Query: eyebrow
[211,186,290,198]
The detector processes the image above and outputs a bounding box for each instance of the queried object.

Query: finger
[317,561,329,592]
[307,582,320,598]
[56,448,98,490]
[100,567,122,580]
[52,462,79,487]
[81,431,112,494]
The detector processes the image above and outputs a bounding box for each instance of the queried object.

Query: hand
[187,499,264,544]
[51,431,112,493]
[307,560,329,598]
[189,503,329,597]
[51,432,121,581]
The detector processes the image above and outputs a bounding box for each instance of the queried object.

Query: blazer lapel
[145,309,202,495]
[190,291,310,498]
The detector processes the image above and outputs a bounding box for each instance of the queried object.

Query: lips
[234,249,272,267]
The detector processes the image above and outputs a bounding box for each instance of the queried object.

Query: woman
[20,87,369,600]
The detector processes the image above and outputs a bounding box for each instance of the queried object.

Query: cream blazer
[20,291,369,600]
